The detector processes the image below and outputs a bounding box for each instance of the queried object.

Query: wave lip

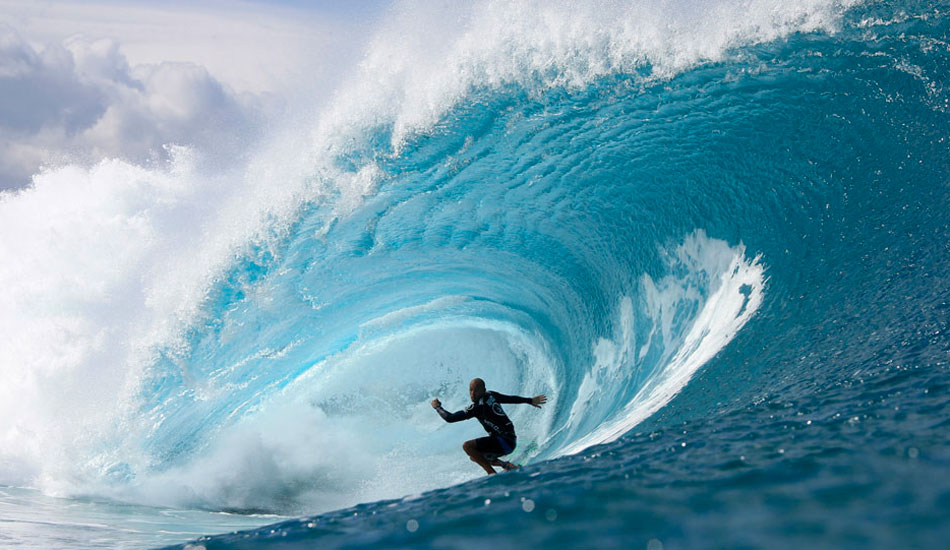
[559,233,765,456]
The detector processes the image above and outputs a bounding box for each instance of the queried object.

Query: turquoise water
[0,487,274,549]
[2,0,949,548]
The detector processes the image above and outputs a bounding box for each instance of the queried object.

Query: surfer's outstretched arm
[493,392,548,408]
[431,398,474,422]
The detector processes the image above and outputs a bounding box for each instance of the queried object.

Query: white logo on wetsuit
[485,395,505,417]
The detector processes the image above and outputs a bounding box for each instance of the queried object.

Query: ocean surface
[1,0,949,548]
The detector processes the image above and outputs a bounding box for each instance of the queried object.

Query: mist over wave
[3,0,948,534]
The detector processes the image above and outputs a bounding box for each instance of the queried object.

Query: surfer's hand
[531,395,547,408]
[431,398,441,408]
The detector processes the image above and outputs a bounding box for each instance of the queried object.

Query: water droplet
[908,447,919,459]
[647,538,664,550]
[406,519,419,533]
[522,499,535,512]
[545,509,557,521]
[484,498,491,507]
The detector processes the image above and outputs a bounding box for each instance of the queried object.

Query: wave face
[2,0,950,544]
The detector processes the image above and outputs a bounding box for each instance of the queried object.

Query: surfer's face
[469,379,486,402]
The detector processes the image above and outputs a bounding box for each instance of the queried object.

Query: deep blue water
[2,0,949,548]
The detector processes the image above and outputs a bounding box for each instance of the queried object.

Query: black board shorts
[474,435,515,460]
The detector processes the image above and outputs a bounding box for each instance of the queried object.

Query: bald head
[469,378,486,402]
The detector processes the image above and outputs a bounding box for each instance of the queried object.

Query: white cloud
[0,1,386,190]
[0,26,266,190]
[0,0,362,95]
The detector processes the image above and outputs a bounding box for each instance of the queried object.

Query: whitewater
[1,0,948,548]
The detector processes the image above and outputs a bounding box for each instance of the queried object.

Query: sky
[0,0,393,190]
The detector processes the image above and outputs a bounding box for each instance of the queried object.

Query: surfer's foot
[492,460,520,471]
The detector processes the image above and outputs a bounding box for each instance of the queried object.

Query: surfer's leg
[463,439,497,475]
[484,436,518,471]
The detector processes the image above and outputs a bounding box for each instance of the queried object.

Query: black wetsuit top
[435,390,533,443]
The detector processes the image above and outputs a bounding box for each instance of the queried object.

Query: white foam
[323,0,859,151]
[558,231,765,456]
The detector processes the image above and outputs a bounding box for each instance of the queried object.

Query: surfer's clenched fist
[430,398,441,408]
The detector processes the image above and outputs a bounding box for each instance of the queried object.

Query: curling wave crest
[1,0,867,515]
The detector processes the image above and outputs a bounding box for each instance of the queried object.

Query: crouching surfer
[431,378,547,475]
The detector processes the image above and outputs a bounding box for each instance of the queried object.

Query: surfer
[431,378,547,475]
